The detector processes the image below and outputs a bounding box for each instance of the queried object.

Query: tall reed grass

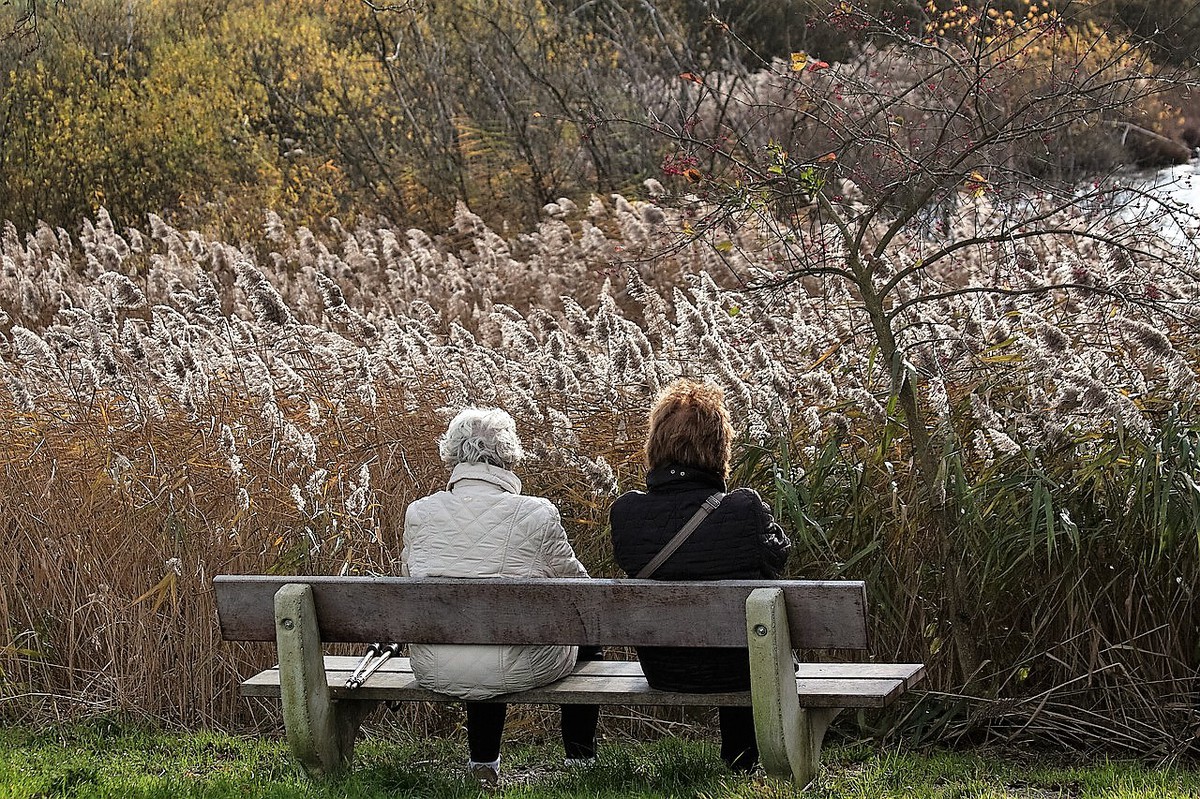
[0,193,1196,753]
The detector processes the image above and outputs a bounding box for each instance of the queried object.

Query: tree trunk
[860,286,983,687]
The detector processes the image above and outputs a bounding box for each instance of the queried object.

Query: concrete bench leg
[275,584,377,778]
[746,587,842,787]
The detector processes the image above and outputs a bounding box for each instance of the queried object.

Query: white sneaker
[468,759,500,787]
[564,757,596,767]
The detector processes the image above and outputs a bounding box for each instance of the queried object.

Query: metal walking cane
[346,642,401,689]
[346,642,382,689]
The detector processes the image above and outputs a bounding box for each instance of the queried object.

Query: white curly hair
[438,407,525,468]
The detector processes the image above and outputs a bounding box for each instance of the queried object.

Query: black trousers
[466,702,753,769]
[635,646,760,772]
[466,702,600,762]
[465,646,603,763]
[718,706,758,772]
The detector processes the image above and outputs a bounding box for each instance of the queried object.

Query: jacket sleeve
[607,496,636,577]
[399,503,416,577]
[755,497,792,578]
[539,504,590,579]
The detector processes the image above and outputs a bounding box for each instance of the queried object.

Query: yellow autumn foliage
[0,0,651,235]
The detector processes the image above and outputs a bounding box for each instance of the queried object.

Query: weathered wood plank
[214,577,868,650]
[309,656,924,686]
[241,666,910,707]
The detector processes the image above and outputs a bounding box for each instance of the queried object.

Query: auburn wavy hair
[644,379,734,478]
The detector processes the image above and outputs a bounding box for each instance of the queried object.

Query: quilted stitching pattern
[401,462,587,699]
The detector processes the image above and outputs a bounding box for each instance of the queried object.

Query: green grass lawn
[0,724,1197,798]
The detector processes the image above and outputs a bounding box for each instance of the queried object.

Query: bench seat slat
[307,655,925,686]
[239,658,924,708]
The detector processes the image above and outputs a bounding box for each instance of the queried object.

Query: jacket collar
[448,462,523,494]
[646,462,726,492]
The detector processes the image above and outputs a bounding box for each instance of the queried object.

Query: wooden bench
[214,576,924,786]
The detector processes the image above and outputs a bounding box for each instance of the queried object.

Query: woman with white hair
[401,407,599,786]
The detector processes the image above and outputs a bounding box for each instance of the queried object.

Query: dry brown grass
[0,185,1197,754]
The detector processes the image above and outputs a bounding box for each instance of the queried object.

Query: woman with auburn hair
[402,407,600,787]
[609,379,791,773]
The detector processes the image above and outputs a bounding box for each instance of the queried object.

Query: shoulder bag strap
[636,492,725,579]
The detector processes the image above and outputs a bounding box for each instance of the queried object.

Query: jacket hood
[645,462,726,493]
[447,462,523,495]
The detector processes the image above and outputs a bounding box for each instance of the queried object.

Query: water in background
[1107,157,1200,247]
[1151,158,1200,211]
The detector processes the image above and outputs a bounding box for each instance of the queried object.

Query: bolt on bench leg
[746,587,842,787]
[275,584,376,779]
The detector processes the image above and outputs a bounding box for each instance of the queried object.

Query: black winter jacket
[609,462,791,692]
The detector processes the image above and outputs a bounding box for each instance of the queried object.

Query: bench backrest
[214,576,869,650]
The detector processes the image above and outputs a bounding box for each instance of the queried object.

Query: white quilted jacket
[400,462,589,700]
